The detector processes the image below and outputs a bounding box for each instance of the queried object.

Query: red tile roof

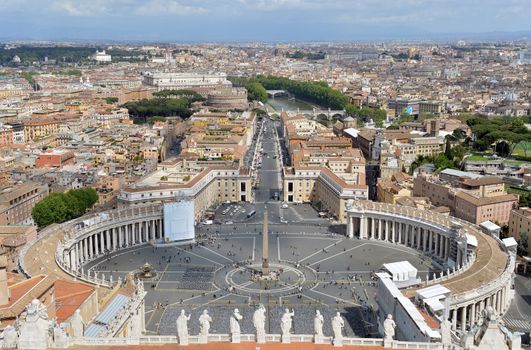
[54,280,95,323]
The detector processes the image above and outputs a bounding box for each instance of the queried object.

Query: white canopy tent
[383,261,418,282]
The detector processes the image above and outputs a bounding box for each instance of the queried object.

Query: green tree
[32,188,98,228]
[445,138,453,159]
[452,128,467,141]
[246,82,267,103]
[105,97,119,104]
[451,145,466,161]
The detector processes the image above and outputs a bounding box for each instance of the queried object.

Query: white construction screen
[163,201,195,242]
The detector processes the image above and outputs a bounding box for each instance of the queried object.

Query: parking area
[209,202,257,224]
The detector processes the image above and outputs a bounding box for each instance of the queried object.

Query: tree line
[229,75,388,125]
[466,116,531,157]
[0,46,147,66]
[32,188,99,228]
[122,89,207,122]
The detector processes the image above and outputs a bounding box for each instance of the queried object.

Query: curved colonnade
[55,205,164,286]
[48,201,514,336]
[346,201,515,333]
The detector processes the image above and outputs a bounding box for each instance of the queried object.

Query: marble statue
[17,299,50,350]
[281,308,295,335]
[281,308,295,343]
[314,310,325,344]
[176,310,191,345]
[230,308,243,343]
[51,320,69,348]
[483,306,497,323]
[440,318,452,346]
[253,304,267,344]
[383,314,396,343]
[331,312,345,346]
[1,325,18,348]
[70,309,84,338]
[136,279,145,295]
[198,309,212,343]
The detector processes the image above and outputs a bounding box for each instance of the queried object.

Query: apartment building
[280,113,368,222]
[394,137,445,165]
[118,159,253,221]
[142,71,232,94]
[23,118,59,142]
[413,169,518,225]
[454,191,517,225]
[283,166,368,223]
[0,124,14,146]
[508,208,531,240]
[0,182,49,225]
[376,172,413,204]
[35,150,75,169]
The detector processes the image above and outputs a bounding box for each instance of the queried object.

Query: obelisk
[262,206,269,274]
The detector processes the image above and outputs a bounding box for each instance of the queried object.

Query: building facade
[0,182,49,225]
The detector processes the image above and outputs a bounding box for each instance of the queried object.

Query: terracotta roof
[460,176,503,187]
[54,280,95,323]
[455,192,518,206]
[0,275,54,319]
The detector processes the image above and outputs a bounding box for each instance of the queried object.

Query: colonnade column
[470,302,476,327]
[125,225,130,246]
[83,238,88,261]
[70,249,77,271]
[444,237,450,261]
[461,306,467,331]
[76,242,81,267]
[144,221,149,242]
[88,235,93,259]
[428,230,433,254]
[112,228,118,251]
[106,230,111,251]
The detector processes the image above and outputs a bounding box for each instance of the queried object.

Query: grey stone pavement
[85,231,439,337]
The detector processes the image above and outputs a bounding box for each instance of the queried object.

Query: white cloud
[51,0,112,16]
[134,0,207,16]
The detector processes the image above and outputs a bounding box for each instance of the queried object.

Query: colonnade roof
[438,226,507,295]
[348,201,509,297]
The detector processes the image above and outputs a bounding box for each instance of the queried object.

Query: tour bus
[247,210,256,218]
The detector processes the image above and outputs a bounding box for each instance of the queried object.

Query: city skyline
[0,0,530,42]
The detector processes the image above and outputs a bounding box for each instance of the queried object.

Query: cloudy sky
[0,0,530,42]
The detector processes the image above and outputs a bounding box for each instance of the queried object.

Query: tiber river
[266,96,319,112]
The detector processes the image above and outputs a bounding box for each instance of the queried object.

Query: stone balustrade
[59,335,457,349]
[424,258,474,287]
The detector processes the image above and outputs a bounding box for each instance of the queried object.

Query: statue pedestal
[178,336,189,346]
[333,338,343,347]
[282,333,291,344]
[383,339,393,348]
[256,333,266,344]
[198,334,208,344]
[314,335,325,344]
[231,333,240,343]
